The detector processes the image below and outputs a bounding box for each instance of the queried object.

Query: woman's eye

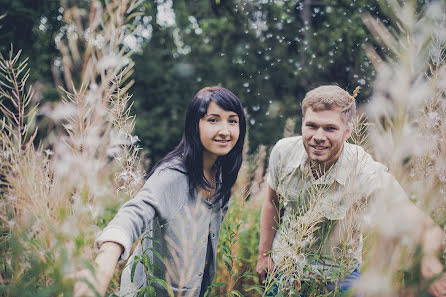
[208,118,217,123]
[230,119,238,124]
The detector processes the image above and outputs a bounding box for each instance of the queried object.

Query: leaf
[150,276,171,295]
[222,254,232,272]
[145,286,156,297]
[147,247,164,264]
[210,282,227,288]
[141,235,160,244]
[222,245,231,255]
[143,254,153,274]
[130,257,140,283]
[246,285,263,294]
[230,289,243,297]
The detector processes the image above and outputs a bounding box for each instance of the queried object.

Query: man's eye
[325,127,336,131]
[307,124,317,128]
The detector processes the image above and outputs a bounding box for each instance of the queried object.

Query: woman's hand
[73,267,105,297]
[73,242,123,297]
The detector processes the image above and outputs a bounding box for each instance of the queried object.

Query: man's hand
[256,254,273,284]
[422,254,446,297]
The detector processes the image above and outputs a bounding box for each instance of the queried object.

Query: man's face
[302,107,352,169]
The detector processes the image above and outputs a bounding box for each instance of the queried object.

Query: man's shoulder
[270,136,305,167]
[342,142,389,183]
[273,135,303,152]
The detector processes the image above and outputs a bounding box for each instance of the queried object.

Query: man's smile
[310,144,329,152]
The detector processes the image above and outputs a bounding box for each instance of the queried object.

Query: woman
[74,86,246,297]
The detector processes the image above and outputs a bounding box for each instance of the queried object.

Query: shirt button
[207,204,212,209]
[211,233,215,238]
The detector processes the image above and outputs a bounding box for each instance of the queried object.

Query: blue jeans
[265,265,363,297]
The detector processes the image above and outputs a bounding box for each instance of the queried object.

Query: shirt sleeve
[360,162,410,230]
[367,162,408,204]
[266,140,283,191]
[95,167,186,262]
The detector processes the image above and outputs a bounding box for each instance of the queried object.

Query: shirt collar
[299,143,349,186]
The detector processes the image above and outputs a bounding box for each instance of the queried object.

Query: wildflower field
[1,0,445,296]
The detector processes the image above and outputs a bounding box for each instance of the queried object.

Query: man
[256,85,446,296]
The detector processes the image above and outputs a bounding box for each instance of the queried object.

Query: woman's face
[199,101,240,160]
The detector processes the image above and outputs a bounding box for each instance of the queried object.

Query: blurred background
[0,0,394,164]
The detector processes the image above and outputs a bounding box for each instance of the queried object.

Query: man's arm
[400,201,446,297]
[256,185,281,283]
[420,216,446,297]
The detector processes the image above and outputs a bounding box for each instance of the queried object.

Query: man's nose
[313,128,326,141]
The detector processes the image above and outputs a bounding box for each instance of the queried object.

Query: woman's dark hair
[148,86,246,206]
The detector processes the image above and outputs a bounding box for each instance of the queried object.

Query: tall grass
[1,0,445,296]
[0,0,144,296]
[359,1,446,296]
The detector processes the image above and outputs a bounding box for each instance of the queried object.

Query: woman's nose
[218,122,230,135]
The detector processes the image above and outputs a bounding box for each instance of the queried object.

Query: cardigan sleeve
[95,165,188,262]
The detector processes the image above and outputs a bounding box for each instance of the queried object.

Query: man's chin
[309,152,327,161]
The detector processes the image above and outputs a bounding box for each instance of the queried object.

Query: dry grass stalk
[0,0,144,295]
[360,1,446,296]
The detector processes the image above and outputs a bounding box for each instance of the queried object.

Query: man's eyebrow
[324,123,339,128]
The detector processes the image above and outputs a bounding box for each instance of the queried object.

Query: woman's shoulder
[149,158,187,185]
[152,158,186,175]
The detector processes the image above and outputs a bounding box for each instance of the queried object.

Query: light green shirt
[267,136,407,281]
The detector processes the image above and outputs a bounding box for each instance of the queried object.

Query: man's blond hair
[301,85,356,124]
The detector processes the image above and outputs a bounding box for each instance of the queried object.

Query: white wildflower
[129,135,140,145]
[48,102,76,121]
[98,54,129,71]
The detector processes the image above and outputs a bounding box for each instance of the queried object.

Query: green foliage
[130,0,385,163]
[1,0,389,163]
[212,191,262,297]
[0,0,61,97]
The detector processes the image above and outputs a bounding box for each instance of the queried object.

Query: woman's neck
[202,151,217,175]
[200,152,217,200]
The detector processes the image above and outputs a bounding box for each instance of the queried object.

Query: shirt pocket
[276,168,305,210]
[277,186,307,214]
[320,190,355,221]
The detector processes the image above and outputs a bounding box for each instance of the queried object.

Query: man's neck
[310,161,331,179]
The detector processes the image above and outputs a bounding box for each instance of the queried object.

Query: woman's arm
[74,242,123,297]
